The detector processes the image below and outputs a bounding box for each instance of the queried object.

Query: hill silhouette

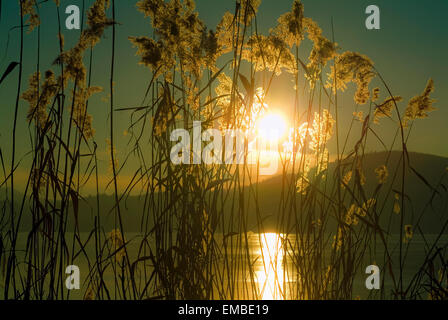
[2,151,447,235]
[250,151,448,233]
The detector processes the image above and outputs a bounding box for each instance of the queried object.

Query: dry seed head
[404,79,436,123]
[375,165,388,184]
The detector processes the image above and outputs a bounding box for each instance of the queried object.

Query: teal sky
[0,0,447,193]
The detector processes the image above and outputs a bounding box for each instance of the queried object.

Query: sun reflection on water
[255,233,286,300]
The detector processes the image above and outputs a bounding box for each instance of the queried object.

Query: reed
[0,0,446,300]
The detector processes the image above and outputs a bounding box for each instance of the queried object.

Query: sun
[257,113,287,142]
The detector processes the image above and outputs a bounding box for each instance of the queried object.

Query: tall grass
[0,0,447,300]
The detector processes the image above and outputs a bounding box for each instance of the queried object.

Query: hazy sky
[0,0,447,193]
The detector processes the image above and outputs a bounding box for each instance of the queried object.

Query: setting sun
[257,113,288,141]
[1,0,445,304]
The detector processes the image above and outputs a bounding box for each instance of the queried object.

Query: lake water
[3,232,446,300]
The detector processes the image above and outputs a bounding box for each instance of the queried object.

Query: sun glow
[257,113,287,142]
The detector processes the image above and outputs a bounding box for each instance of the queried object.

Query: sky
[0,0,447,194]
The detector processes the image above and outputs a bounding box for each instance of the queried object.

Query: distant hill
[250,151,448,233]
[2,151,447,235]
